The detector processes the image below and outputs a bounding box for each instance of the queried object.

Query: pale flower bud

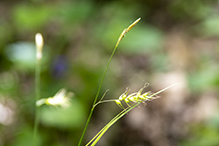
[35,33,44,60]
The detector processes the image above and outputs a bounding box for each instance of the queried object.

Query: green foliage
[94,18,163,54]
[5,42,36,71]
[180,121,219,146]
[188,67,219,92]
[199,16,219,36]
[4,42,49,72]
[59,2,93,25]
[120,25,163,54]
[169,0,211,20]
[40,101,86,129]
[0,25,13,48]
[1,0,219,146]
[12,126,41,146]
[12,5,55,31]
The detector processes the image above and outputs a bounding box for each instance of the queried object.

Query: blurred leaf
[40,98,86,129]
[5,42,36,71]
[180,125,219,146]
[169,0,211,21]
[188,64,219,92]
[95,18,163,54]
[120,25,164,54]
[151,53,169,71]
[208,113,219,129]
[4,42,49,72]
[0,71,18,92]
[0,24,13,48]
[58,1,93,29]
[12,126,41,146]
[12,5,55,31]
[198,16,219,36]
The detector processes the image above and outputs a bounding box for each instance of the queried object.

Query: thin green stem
[33,33,43,146]
[78,44,119,146]
[87,103,140,146]
[86,108,129,146]
[93,99,117,108]
[33,57,41,146]
[78,18,141,146]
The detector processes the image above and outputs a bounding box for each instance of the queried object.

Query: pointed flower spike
[35,33,44,60]
[115,100,125,109]
[127,18,141,31]
[119,88,130,101]
[127,93,137,99]
[124,98,132,106]
[128,96,137,102]
[137,82,149,96]
[116,18,141,46]
[140,91,151,100]
[119,93,126,101]
[136,84,147,96]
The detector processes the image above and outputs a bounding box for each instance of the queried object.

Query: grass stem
[78,18,141,146]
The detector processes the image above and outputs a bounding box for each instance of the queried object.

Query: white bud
[35,33,44,60]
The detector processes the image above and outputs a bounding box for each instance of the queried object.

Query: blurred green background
[0,0,219,146]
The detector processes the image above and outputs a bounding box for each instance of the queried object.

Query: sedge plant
[78,18,141,146]
[81,18,180,145]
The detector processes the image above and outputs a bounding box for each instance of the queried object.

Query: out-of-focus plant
[36,88,73,107]
[33,33,44,146]
[33,33,83,145]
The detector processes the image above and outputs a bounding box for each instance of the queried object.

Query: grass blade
[78,18,141,146]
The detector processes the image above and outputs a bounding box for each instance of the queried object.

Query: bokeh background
[1,0,219,146]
